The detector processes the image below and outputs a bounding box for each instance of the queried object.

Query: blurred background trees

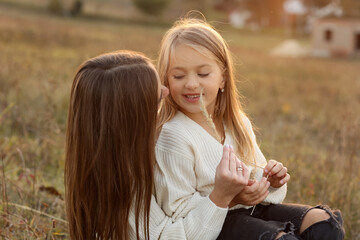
[133,0,171,15]
[341,0,360,17]
[45,0,360,26]
[48,0,83,16]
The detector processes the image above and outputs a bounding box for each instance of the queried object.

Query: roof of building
[315,17,360,25]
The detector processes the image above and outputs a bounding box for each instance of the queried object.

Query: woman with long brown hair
[65,50,250,239]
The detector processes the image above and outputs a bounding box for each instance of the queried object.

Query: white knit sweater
[155,111,287,222]
[128,194,227,239]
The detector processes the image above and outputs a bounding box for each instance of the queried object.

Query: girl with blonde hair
[155,17,344,239]
[65,50,250,239]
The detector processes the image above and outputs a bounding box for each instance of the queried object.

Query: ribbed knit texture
[128,195,228,239]
[155,111,287,221]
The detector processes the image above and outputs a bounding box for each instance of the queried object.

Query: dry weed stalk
[6,202,67,224]
[199,88,222,143]
[1,152,9,213]
[199,88,264,170]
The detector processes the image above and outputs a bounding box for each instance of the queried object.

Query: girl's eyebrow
[169,67,185,71]
[169,64,211,71]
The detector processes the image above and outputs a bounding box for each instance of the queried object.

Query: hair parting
[65,50,158,239]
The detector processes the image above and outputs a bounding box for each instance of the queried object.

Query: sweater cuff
[194,196,228,230]
[266,183,287,203]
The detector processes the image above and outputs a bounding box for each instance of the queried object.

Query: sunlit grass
[0,2,359,239]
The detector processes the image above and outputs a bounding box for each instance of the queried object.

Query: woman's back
[65,51,158,240]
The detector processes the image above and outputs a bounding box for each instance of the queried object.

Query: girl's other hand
[209,145,250,208]
[263,160,290,188]
[229,177,270,207]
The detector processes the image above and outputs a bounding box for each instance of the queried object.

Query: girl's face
[167,44,225,120]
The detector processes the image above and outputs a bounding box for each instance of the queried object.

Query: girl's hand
[209,145,250,208]
[263,160,290,188]
[229,177,270,207]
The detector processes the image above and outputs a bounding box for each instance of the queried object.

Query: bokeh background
[0,0,359,239]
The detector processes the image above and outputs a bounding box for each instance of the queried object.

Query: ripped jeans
[217,204,344,240]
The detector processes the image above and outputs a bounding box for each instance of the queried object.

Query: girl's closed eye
[198,73,210,78]
[173,75,185,79]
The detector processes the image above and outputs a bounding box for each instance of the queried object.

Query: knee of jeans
[300,218,345,240]
[316,205,343,225]
[333,209,344,227]
[259,222,297,240]
[318,206,345,234]
[309,206,344,228]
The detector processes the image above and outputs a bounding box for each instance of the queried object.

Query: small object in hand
[236,166,243,171]
[250,205,256,216]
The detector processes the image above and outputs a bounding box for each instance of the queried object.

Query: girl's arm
[249,118,288,204]
[154,145,200,220]
[129,195,227,240]
[231,116,287,205]
[130,145,249,239]
[155,142,248,220]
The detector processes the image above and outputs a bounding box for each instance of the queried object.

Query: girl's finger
[279,173,290,185]
[256,189,270,203]
[241,161,250,180]
[245,180,260,193]
[219,145,231,171]
[236,160,248,177]
[235,157,243,175]
[243,191,258,200]
[258,181,270,196]
[276,167,287,178]
[229,145,236,172]
[264,160,277,175]
[257,177,268,191]
[251,187,269,204]
[269,162,283,176]
[246,179,256,186]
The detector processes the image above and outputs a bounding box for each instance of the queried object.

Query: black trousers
[217,204,344,240]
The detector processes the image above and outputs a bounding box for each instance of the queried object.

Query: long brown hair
[157,18,256,166]
[65,50,158,239]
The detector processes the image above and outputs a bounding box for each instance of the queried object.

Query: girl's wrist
[209,190,232,208]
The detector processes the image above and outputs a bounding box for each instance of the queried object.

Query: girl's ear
[219,74,226,89]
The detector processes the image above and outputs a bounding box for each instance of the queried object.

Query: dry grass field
[0,1,359,239]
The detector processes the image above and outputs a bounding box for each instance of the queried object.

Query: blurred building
[312,18,360,57]
[215,0,309,29]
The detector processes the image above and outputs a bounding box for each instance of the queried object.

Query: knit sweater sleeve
[243,116,287,204]
[152,122,227,239]
[155,124,201,220]
[129,195,227,240]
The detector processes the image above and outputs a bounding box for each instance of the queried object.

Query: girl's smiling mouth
[183,93,201,103]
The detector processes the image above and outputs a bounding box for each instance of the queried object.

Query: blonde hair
[157,17,256,166]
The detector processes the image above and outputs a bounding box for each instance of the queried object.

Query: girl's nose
[185,75,199,89]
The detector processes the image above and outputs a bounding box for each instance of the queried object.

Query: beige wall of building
[312,18,360,57]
